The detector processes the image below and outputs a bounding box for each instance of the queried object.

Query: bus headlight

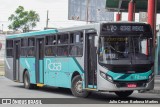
[100,71,113,83]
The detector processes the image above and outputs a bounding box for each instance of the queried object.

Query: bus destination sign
[101,24,151,34]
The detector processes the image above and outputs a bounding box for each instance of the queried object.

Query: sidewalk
[0,67,4,76]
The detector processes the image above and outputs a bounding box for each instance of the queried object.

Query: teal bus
[5,22,154,97]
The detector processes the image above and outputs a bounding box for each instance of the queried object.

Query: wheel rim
[75,80,83,93]
[24,74,29,87]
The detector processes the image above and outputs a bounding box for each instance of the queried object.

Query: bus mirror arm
[96,49,100,55]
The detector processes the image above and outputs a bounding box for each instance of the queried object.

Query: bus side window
[46,35,56,45]
[45,35,57,56]
[69,31,83,56]
[57,34,69,44]
[70,32,83,44]
[6,40,13,57]
[28,38,35,56]
[57,33,69,56]
[21,38,27,57]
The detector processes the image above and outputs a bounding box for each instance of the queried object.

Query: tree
[8,6,40,32]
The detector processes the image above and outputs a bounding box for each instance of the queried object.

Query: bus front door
[36,38,44,84]
[13,40,20,81]
[85,33,97,88]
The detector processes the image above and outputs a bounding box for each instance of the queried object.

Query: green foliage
[8,6,40,32]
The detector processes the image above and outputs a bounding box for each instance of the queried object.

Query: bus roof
[6,22,150,39]
[57,22,150,33]
[6,29,57,39]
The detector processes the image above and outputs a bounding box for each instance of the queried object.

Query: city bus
[5,22,154,98]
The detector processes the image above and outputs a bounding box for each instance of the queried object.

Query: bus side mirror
[94,36,98,47]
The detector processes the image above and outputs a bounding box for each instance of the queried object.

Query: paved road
[0,76,160,106]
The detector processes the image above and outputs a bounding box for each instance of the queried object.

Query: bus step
[85,88,97,91]
[36,83,44,87]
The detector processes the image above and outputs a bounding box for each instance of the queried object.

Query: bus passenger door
[85,33,97,88]
[36,38,44,84]
[13,40,20,81]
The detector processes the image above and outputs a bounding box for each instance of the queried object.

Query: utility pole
[86,0,90,24]
[46,10,49,28]
[2,24,3,32]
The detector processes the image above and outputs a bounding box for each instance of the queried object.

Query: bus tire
[23,71,35,89]
[115,91,133,98]
[71,75,89,98]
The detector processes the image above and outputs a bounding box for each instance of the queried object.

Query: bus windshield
[99,36,153,65]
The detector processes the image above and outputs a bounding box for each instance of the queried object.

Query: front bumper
[97,74,154,91]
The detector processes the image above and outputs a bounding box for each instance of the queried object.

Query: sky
[0,0,87,31]
[0,0,160,31]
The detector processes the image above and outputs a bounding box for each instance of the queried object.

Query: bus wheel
[115,91,133,98]
[71,75,89,98]
[24,71,34,89]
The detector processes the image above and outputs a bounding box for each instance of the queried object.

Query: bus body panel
[19,58,36,84]
[5,58,14,80]
[44,57,84,88]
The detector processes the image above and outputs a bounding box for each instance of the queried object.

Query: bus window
[69,31,83,56]
[57,46,68,56]
[6,40,13,48]
[57,33,69,44]
[45,46,56,56]
[21,38,27,47]
[57,33,69,56]
[6,40,13,57]
[28,38,35,46]
[45,35,57,56]
[70,32,83,44]
[46,35,56,45]
[28,38,35,56]
[69,45,83,56]
[21,38,27,56]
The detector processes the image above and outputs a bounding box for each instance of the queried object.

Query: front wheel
[115,91,133,98]
[71,75,89,98]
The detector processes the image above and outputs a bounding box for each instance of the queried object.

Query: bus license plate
[127,84,137,88]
